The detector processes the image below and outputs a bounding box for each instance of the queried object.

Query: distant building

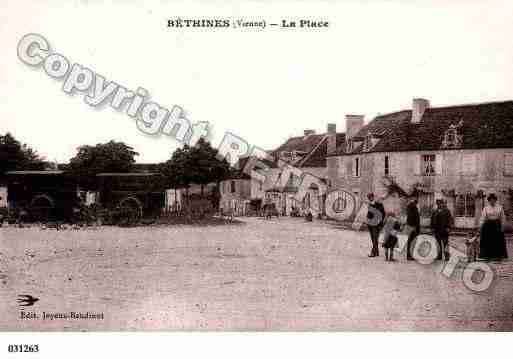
[327,99,513,228]
[219,156,279,215]
[219,125,347,216]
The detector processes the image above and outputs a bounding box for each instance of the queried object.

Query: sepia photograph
[1,0,513,356]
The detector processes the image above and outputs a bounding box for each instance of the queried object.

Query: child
[465,232,479,262]
[382,212,401,262]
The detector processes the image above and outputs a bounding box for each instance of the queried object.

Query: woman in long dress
[479,193,508,260]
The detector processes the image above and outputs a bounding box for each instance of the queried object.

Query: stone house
[327,99,513,228]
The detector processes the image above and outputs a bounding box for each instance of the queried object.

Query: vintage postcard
[1,1,513,349]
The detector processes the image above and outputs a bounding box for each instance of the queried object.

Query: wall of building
[328,148,513,228]
[327,154,374,206]
[219,179,252,215]
[0,186,7,208]
[300,167,327,181]
[251,168,282,199]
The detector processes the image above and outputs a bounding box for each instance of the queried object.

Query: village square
[1,97,513,330]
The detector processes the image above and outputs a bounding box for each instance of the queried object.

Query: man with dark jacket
[406,197,420,260]
[367,193,385,257]
[431,199,453,260]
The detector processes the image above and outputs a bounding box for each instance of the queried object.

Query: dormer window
[442,123,462,149]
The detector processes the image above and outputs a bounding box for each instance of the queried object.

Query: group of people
[366,192,509,262]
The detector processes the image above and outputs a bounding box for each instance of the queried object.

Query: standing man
[406,197,420,260]
[431,199,453,260]
[367,193,385,257]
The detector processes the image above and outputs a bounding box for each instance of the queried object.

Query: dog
[465,234,479,262]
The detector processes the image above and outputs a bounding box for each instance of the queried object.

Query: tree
[159,138,231,199]
[159,146,189,190]
[0,132,46,174]
[68,140,139,188]
[188,138,232,196]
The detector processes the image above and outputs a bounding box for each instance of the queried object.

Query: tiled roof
[229,156,278,180]
[273,132,346,168]
[299,138,328,167]
[339,100,513,155]
[273,134,326,154]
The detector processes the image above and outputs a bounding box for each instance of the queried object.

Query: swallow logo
[17,294,39,307]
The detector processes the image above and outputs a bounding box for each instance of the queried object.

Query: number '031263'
[7,345,39,353]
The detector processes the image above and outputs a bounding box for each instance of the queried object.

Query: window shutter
[505,153,513,175]
[413,155,421,175]
[435,155,443,175]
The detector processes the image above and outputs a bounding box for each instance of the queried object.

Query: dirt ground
[1,217,512,331]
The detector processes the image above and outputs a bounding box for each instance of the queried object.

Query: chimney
[411,98,430,123]
[327,123,337,155]
[304,129,315,136]
[345,114,365,139]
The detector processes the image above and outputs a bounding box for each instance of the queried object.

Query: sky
[1,0,513,163]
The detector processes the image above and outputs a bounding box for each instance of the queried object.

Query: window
[442,124,462,149]
[455,193,475,217]
[230,180,236,193]
[354,157,360,177]
[384,155,390,176]
[422,154,436,176]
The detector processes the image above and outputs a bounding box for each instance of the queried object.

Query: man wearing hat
[431,198,454,260]
[366,193,386,257]
[406,197,420,260]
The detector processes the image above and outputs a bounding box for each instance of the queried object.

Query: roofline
[272,131,345,153]
[328,145,513,157]
[96,173,158,176]
[373,99,513,120]
[6,170,64,175]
